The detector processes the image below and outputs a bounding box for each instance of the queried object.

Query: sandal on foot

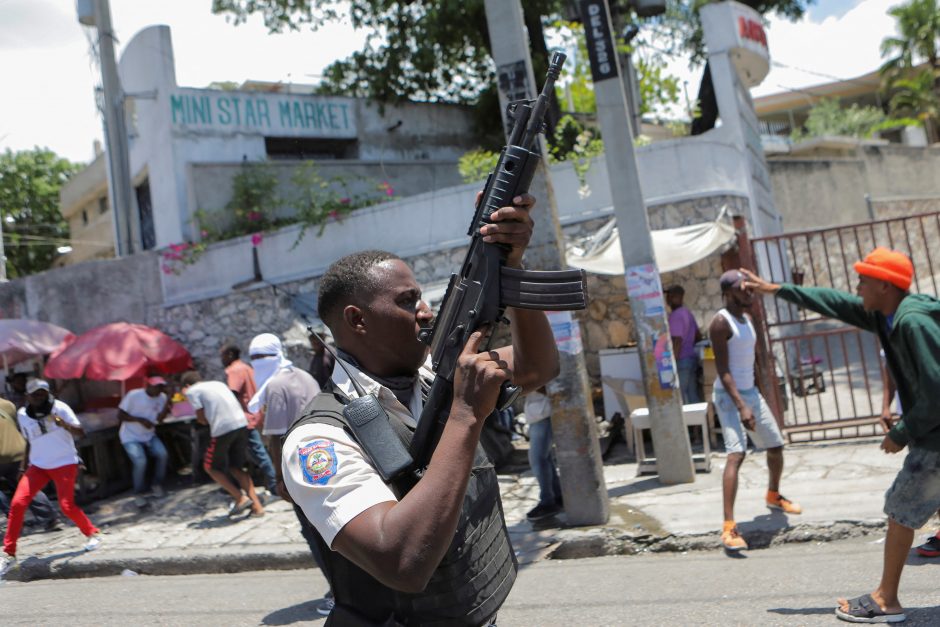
[835,594,906,623]
[228,498,252,517]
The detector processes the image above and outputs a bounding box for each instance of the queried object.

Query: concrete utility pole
[80,0,138,256]
[484,0,609,525]
[0,212,7,282]
[579,0,695,484]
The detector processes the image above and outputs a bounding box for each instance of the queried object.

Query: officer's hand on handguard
[739,268,781,295]
[478,193,536,268]
[451,328,513,427]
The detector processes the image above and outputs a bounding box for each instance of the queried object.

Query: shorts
[884,446,940,530]
[204,427,249,473]
[713,387,786,454]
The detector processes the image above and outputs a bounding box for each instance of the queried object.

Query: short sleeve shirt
[668,306,700,361]
[118,388,167,444]
[225,360,262,429]
[261,366,321,436]
[17,399,82,469]
[185,381,247,437]
[282,358,429,548]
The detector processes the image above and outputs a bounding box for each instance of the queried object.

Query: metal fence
[749,211,940,442]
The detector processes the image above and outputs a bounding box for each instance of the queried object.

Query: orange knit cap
[853,247,913,291]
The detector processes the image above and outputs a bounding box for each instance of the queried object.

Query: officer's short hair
[318,250,402,325]
[220,343,240,359]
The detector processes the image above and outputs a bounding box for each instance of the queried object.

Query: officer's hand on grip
[451,328,512,427]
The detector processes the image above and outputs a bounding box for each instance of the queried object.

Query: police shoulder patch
[298,439,339,485]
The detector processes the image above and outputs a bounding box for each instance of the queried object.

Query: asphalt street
[1,536,938,626]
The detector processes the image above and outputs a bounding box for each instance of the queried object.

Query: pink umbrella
[0,319,75,370]
[45,322,193,381]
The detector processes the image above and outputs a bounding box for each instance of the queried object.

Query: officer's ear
[342,304,367,336]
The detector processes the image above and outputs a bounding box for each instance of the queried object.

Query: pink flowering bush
[289,163,395,248]
[159,241,208,276]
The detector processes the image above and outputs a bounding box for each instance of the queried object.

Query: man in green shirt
[743,247,940,624]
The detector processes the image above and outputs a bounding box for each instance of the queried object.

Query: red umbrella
[44,322,193,381]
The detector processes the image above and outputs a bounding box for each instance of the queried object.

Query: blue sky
[808,0,865,21]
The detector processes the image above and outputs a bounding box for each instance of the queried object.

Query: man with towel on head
[249,333,333,615]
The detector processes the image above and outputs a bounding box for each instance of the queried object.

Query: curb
[548,519,888,559]
[5,546,313,582]
[4,520,890,582]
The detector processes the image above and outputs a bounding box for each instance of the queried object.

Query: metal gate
[747,211,940,442]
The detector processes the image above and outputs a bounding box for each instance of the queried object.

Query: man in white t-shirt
[181,370,263,518]
[2,380,101,577]
[118,376,171,507]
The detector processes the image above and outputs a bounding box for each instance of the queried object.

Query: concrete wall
[0,251,163,335]
[189,160,466,226]
[770,144,940,230]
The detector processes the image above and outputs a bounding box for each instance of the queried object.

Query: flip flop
[228,498,252,517]
[835,594,906,623]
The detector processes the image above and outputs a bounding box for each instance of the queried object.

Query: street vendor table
[161,400,210,483]
[74,408,130,503]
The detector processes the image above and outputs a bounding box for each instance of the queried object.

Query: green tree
[550,19,680,116]
[790,98,887,141]
[213,1,683,146]
[888,69,940,141]
[880,0,940,140]
[881,0,940,78]
[0,148,80,279]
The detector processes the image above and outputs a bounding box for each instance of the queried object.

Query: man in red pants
[1,379,101,577]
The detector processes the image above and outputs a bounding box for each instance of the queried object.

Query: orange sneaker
[721,521,748,551]
[766,491,802,515]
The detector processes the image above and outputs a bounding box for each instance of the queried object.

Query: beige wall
[57,155,115,265]
[770,144,940,231]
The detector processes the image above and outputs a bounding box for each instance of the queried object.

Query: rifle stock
[409,51,588,471]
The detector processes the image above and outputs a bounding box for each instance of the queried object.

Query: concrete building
[56,25,478,266]
[754,64,929,148]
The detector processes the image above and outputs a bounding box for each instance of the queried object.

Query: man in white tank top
[709,270,801,552]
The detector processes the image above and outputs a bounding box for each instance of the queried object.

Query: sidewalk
[1,437,910,581]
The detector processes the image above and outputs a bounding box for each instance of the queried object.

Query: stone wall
[563,195,739,380]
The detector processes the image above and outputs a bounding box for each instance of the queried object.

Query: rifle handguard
[499,267,588,311]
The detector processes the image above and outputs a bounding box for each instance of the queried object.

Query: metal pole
[579,0,695,484]
[0,208,7,282]
[93,0,138,256]
[484,0,610,525]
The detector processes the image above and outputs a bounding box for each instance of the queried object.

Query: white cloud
[0,0,904,161]
[0,0,365,163]
[654,0,899,118]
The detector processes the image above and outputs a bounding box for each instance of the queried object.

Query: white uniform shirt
[16,399,82,469]
[118,388,167,444]
[282,358,431,548]
[185,381,247,437]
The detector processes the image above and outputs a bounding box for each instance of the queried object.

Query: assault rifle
[409,51,588,470]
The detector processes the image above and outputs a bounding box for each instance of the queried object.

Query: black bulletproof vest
[288,386,518,627]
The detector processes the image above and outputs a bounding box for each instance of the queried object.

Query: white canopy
[566,207,736,275]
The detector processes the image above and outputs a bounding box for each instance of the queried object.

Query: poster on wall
[625,263,674,390]
[625,263,666,318]
[546,311,583,355]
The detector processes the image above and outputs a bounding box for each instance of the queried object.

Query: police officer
[282,194,559,625]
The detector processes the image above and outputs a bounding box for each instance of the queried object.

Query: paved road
[2,537,938,625]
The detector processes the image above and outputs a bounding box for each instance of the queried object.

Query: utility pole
[579,0,695,484]
[0,211,7,282]
[79,0,137,256]
[484,0,609,525]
